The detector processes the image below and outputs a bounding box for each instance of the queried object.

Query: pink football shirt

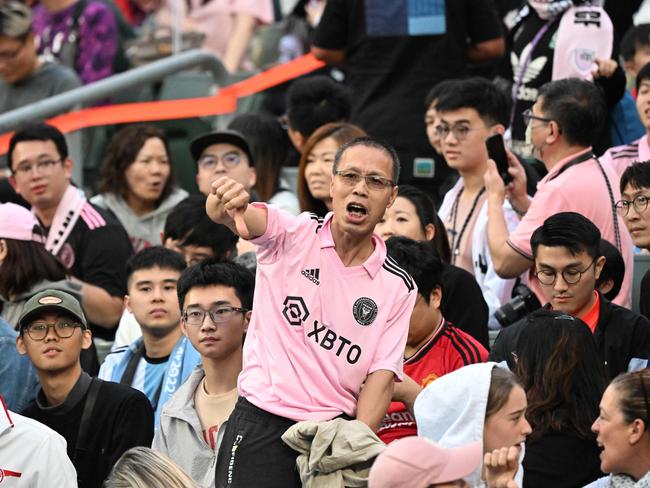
[238,204,417,421]
[508,149,633,308]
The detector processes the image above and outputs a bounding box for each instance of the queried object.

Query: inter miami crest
[353,297,378,326]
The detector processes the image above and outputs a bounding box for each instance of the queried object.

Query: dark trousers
[214,397,301,488]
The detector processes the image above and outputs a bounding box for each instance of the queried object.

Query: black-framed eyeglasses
[13,158,63,176]
[182,306,248,326]
[534,259,597,286]
[197,152,242,171]
[615,194,650,216]
[522,108,553,126]
[24,321,83,341]
[334,170,394,190]
[434,123,484,142]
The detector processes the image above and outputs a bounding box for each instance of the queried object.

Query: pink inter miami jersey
[238,204,417,421]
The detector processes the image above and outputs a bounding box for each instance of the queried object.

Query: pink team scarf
[41,184,87,256]
[552,4,613,81]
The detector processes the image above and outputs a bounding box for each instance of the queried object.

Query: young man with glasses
[618,161,650,318]
[99,247,200,428]
[435,77,523,329]
[8,124,133,369]
[484,78,634,309]
[0,0,80,114]
[489,212,650,380]
[153,261,254,488]
[206,136,416,487]
[191,130,256,197]
[17,289,154,488]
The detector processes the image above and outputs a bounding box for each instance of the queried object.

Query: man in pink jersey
[484,78,633,309]
[206,136,417,488]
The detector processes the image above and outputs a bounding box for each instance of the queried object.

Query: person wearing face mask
[414,363,532,488]
[586,369,650,488]
[484,78,633,309]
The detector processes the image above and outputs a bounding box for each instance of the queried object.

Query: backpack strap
[73,377,102,467]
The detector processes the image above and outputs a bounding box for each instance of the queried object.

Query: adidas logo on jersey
[302,268,320,285]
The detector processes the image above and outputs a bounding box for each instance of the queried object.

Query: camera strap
[549,151,622,251]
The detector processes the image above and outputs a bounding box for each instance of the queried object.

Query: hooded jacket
[414,362,524,487]
[91,187,188,251]
[153,365,222,488]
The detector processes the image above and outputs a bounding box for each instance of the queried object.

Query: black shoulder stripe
[383,257,415,291]
[443,329,471,364]
[447,327,483,364]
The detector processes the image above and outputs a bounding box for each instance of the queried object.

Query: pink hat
[0,203,45,243]
[368,437,482,488]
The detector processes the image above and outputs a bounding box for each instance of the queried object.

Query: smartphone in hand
[485,134,512,185]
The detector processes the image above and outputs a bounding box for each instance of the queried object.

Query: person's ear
[547,121,561,144]
[63,157,74,180]
[490,124,506,136]
[0,239,7,261]
[81,329,93,350]
[243,310,252,334]
[386,185,399,208]
[598,278,614,296]
[124,295,132,313]
[594,256,606,281]
[15,334,27,355]
[424,223,435,241]
[430,285,442,310]
[624,60,638,77]
[629,418,647,445]
[179,317,189,338]
[287,128,305,151]
[248,167,257,191]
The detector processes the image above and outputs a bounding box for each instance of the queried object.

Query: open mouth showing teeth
[347,203,367,216]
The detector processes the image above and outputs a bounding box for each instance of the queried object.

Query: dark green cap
[18,289,87,329]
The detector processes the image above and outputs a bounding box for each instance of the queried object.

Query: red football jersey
[377,319,488,444]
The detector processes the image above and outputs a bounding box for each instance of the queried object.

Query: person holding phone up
[436,78,526,330]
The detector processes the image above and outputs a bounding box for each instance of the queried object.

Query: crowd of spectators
[1,1,650,488]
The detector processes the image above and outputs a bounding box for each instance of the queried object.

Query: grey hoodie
[0,279,83,329]
[414,362,525,488]
[152,365,224,488]
[91,187,188,251]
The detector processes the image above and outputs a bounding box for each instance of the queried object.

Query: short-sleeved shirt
[376,319,488,444]
[238,205,417,421]
[508,148,633,308]
[312,0,502,184]
[43,202,132,340]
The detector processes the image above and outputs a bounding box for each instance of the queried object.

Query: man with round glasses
[619,161,650,318]
[206,135,416,487]
[16,289,154,488]
[191,130,256,197]
[489,212,650,380]
[153,260,254,487]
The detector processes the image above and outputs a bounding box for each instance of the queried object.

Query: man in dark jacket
[489,212,650,379]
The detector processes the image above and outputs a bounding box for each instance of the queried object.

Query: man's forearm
[79,281,123,328]
[487,199,532,278]
[223,13,257,72]
[356,370,394,432]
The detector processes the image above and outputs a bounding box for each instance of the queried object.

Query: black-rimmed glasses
[615,195,650,216]
[24,321,82,341]
[535,259,596,286]
[522,108,553,126]
[182,306,248,326]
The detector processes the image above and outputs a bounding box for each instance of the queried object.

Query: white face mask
[525,120,546,160]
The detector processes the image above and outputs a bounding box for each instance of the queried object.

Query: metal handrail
[0,49,230,133]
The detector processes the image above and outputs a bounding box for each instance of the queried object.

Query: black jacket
[489,293,650,379]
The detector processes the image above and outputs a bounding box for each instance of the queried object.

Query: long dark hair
[396,185,451,263]
[97,125,174,205]
[515,310,607,441]
[297,122,366,216]
[0,238,68,299]
[228,113,289,202]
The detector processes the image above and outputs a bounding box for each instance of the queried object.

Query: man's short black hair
[164,195,238,260]
[8,123,69,171]
[177,261,255,312]
[434,77,511,127]
[636,62,650,92]
[530,212,601,261]
[620,160,650,192]
[385,236,442,304]
[126,246,186,285]
[424,79,456,109]
[537,79,606,147]
[333,136,401,183]
[286,75,352,138]
[597,239,625,301]
[621,23,650,62]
